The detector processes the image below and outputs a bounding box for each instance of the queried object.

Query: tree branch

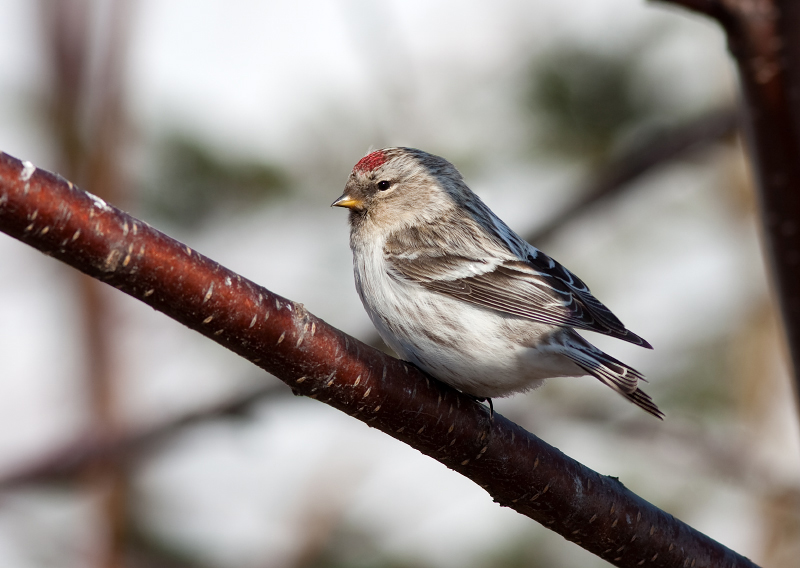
[0,152,758,567]
[658,0,800,414]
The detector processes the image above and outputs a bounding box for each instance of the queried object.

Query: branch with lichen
[0,152,757,568]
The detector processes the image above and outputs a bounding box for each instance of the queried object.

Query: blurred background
[0,0,798,567]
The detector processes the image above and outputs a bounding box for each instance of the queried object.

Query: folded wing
[385,235,650,348]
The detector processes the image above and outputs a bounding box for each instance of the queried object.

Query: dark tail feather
[621,329,653,350]
[564,341,663,419]
[626,388,664,419]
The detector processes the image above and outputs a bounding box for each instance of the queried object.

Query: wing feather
[385,231,650,348]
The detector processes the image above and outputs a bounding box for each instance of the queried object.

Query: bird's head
[332,147,467,231]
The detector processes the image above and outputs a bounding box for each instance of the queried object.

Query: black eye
[377,180,392,191]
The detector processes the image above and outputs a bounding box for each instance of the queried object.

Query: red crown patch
[353,150,387,173]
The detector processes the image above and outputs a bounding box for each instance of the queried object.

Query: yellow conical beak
[331,193,364,210]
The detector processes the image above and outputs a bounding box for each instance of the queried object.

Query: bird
[332,147,662,419]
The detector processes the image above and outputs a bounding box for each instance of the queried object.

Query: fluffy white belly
[354,251,582,398]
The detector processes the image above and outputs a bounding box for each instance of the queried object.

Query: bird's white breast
[350,232,576,398]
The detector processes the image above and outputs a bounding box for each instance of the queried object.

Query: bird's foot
[467,394,494,420]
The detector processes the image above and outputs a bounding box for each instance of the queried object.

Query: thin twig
[0,382,283,488]
[526,107,738,245]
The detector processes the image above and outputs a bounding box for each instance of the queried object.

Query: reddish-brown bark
[0,152,757,567]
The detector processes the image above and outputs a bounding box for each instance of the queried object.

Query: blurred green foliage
[142,135,290,228]
[524,46,661,164]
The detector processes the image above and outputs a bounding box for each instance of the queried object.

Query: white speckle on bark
[277,332,285,344]
[203,284,214,304]
[20,161,35,182]
[103,249,121,272]
[144,289,154,297]
[249,314,257,328]
[88,193,111,211]
[72,229,81,241]
[203,316,214,324]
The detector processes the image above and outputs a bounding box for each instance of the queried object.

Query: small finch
[332,147,662,419]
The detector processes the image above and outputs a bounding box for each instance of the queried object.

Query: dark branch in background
[41,2,135,566]
[657,0,800,415]
[525,107,738,245]
[0,382,284,488]
[0,153,757,568]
